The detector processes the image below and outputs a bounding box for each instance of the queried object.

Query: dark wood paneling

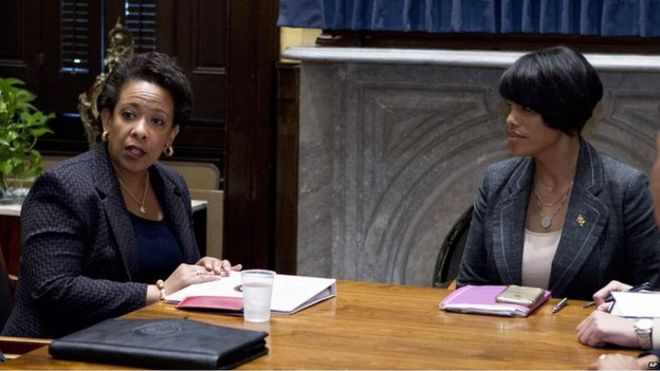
[167,0,227,183]
[0,0,42,101]
[274,62,299,275]
[0,0,26,66]
[188,0,226,119]
[154,0,175,54]
[224,0,279,269]
[0,0,23,60]
[193,0,226,68]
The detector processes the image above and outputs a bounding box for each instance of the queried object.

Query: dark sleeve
[455,169,493,287]
[19,171,146,330]
[621,172,660,290]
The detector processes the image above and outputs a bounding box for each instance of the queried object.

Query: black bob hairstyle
[97,51,193,127]
[498,46,603,135]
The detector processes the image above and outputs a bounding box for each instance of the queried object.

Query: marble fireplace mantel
[284,47,660,71]
[283,46,660,286]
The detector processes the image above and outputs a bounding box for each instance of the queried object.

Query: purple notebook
[439,285,551,317]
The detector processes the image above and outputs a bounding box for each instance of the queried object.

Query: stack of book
[439,285,551,317]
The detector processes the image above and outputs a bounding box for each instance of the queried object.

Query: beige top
[522,229,562,289]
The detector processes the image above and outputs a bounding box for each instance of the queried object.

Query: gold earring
[164,145,174,157]
[101,131,109,142]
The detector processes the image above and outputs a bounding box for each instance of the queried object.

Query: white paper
[610,292,660,318]
[165,272,336,314]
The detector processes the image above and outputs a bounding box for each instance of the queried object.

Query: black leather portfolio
[48,318,268,369]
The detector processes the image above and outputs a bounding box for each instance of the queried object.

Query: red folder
[439,285,551,317]
[176,296,243,313]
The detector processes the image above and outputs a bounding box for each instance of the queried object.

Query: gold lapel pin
[576,214,586,228]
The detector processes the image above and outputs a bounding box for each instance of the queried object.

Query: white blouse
[521,228,562,289]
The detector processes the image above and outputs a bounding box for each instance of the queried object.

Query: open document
[610,291,660,318]
[165,272,336,315]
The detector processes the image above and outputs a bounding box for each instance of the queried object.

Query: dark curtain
[278,0,660,37]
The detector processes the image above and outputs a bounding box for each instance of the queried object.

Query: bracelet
[156,279,167,300]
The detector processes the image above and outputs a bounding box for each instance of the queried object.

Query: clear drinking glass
[241,269,276,323]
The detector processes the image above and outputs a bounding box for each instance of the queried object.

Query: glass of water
[241,269,276,322]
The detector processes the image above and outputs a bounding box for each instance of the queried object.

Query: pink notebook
[439,285,551,317]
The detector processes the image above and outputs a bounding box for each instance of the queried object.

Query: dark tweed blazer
[1,143,200,338]
[456,139,660,300]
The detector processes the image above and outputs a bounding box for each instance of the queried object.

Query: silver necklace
[538,174,573,193]
[533,188,569,208]
[535,183,572,229]
[539,178,554,193]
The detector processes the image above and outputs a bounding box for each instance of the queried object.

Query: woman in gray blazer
[2,52,239,338]
[456,46,660,300]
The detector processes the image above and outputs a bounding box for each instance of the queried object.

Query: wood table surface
[1,280,637,369]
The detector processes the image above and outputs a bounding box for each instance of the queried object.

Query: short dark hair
[97,51,193,127]
[498,46,603,135]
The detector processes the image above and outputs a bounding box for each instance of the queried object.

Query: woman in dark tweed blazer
[2,52,240,338]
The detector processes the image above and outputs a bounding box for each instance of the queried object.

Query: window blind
[60,0,89,74]
[125,0,157,52]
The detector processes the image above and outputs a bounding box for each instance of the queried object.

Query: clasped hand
[164,257,242,295]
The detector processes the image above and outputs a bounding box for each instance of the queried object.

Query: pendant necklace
[540,208,561,229]
[534,182,573,229]
[538,174,572,193]
[539,179,554,193]
[118,172,150,215]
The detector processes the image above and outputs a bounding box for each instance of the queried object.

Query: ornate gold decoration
[576,214,586,228]
[78,17,134,148]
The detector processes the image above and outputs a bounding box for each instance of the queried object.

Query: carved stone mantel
[283,47,660,286]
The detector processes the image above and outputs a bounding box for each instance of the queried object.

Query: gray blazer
[456,139,660,300]
[2,143,200,338]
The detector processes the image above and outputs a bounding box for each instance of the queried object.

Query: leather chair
[433,206,473,288]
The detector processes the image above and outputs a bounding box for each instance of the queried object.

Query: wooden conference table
[2,280,637,369]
